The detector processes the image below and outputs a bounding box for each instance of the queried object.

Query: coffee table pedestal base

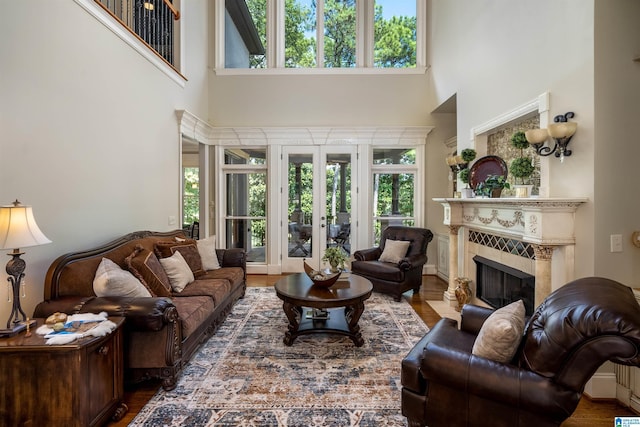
[282,302,365,347]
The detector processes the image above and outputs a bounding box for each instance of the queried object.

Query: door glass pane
[325,153,351,255]
[374,0,417,68]
[373,172,415,243]
[288,154,313,257]
[226,172,267,263]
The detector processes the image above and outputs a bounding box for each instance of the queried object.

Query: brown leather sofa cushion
[125,245,172,297]
[176,278,231,306]
[199,267,245,287]
[172,296,216,338]
[155,239,205,277]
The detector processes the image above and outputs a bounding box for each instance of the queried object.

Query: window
[371,148,417,243]
[183,167,199,227]
[222,148,268,263]
[218,0,424,72]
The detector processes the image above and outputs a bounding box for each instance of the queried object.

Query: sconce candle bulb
[525,112,577,162]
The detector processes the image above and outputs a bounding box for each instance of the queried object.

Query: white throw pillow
[472,300,526,363]
[378,239,411,264]
[159,250,195,292]
[93,257,152,297]
[197,235,221,270]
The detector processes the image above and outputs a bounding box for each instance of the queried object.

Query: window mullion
[270,0,283,68]
[357,0,373,68]
[316,0,324,68]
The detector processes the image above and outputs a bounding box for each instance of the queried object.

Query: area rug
[130,287,429,426]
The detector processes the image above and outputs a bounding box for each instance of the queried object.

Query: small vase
[490,188,502,198]
[454,277,472,312]
[514,184,534,198]
[460,188,474,199]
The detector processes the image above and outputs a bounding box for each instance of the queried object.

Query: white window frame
[214,0,426,75]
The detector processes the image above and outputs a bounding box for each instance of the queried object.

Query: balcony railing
[94,0,179,66]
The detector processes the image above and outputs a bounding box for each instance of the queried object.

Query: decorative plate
[469,156,508,190]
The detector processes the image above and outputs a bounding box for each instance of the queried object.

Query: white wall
[593,0,640,287]
[0,2,210,322]
[428,0,604,284]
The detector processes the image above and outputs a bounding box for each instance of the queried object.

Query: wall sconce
[525,112,577,163]
[445,155,467,173]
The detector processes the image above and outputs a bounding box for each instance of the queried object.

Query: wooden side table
[0,317,127,427]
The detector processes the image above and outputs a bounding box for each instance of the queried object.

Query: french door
[282,145,357,272]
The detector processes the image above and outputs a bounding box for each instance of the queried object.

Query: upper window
[220,0,423,72]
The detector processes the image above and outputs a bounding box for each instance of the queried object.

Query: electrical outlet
[610,234,623,253]
[168,215,176,226]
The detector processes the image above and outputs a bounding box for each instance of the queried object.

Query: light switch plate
[610,234,623,253]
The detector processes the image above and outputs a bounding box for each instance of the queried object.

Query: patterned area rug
[130,287,429,426]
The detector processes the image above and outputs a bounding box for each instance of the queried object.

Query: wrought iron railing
[94,0,179,66]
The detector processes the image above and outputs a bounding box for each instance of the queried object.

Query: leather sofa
[33,230,246,391]
[351,226,433,301]
[401,277,640,427]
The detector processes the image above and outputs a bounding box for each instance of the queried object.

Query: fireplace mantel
[433,197,588,308]
[434,198,588,245]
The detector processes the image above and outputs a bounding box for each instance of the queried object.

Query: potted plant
[458,168,474,198]
[456,148,476,198]
[510,131,535,197]
[475,174,510,198]
[460,148,477,163]
[322,246,349,272]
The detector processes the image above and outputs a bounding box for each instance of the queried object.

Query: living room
[2,0,640,425]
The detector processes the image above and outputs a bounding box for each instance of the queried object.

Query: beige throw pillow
[379,239,411,264]
[197,235,221,270]
[472,300,526,363]
[159,250,194,292]
[93,257,152,298]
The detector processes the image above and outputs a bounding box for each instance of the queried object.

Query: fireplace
[474,255,535,315]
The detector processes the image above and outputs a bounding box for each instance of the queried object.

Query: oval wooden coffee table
[274,273,373,347]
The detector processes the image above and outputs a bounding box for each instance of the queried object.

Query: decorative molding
[532,245,554,261]
[176,110,214,144]
[205,126,434,146]
[434,197,588,245]
[470,92,550,142]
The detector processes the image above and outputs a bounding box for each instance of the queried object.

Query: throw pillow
[159,250,194,292]
[472,300,526,363]
[379,239,411,264]
[125,245,172,297]
[93,257,152,298]
[197,235,221,270]
[155,239,205,277]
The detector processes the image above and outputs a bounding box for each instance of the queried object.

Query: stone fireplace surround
[434,197,587,309]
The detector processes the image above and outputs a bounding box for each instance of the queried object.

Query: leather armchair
[351,226,433,301]
[401,277,640,427]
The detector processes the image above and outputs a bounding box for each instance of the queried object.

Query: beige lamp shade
[548,122,577,139]
[0,201,51,250]
[525,128,550,144]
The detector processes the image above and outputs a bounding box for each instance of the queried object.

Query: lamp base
[0,319,36,338]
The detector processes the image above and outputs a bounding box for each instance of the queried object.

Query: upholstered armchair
[351,226,433,301]
[401,277,640,427]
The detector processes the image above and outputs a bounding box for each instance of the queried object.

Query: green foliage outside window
[245,0,416,69]
[183,167,199,226]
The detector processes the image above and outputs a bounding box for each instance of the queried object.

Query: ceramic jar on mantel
[454,277,473,312]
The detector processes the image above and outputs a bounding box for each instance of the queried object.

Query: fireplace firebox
[473,255,534,315]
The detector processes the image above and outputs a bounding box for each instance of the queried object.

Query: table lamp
[0,200,51,336]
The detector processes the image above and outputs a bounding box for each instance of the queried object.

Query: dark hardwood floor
[108,274,635,426]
